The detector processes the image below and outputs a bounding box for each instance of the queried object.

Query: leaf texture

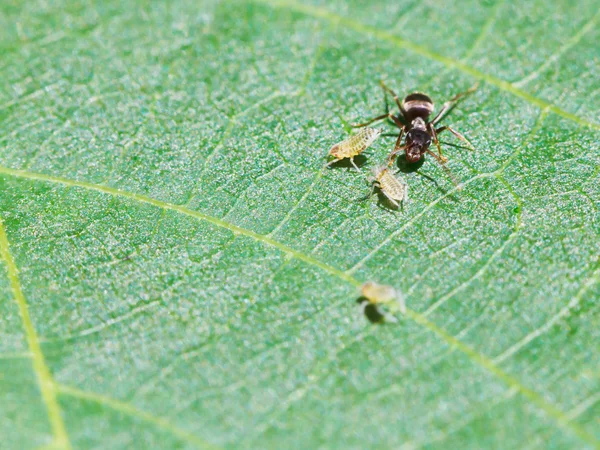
[1,0,599,448]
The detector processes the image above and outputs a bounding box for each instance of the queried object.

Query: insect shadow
[356,186,404,212]
[437,139,473,153]
[394,153,459,202]
[376,190,404,211]
[326,153,368,170]
[356,296,385,323]
[394,152,425,174]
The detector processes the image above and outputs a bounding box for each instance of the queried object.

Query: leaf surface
[1,0,599,448]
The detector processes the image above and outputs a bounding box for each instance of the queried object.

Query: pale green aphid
[326,127,382,171]
[370,166,408,208]
[359,281,406,323]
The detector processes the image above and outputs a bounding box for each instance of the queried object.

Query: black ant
[353,81,478,188]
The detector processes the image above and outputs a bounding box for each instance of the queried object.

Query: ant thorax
[410,117,427,131]
[342,81,478,189]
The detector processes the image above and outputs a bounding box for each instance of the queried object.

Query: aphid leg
[324,157,340,168]
[428,124,448,164]
[324,156,361,171]
[435,125,475,151]
[364,179,387,205]
[370,180,381,197]
[379,80,407,117]
[382,308,399,323]
[402,179,409,204]
[356,180,375,202]
[351,113,388,128]
[349,157,361,172]
[426,149,462,190]
[395,292,407,315]
[368,181,379,199]
[431,83,479,126]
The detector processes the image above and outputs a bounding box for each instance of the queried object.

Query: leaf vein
[267,167,324,237]
[461,0,507,62]
[250,0,600,131]
[346,172,493,274]
[0,216,72,450]
[492,261,600,364]
[0,165,596,445]
[55,384,220,449]
[513,10,600,87]
[423,175,523,316]
[182,90,289,206]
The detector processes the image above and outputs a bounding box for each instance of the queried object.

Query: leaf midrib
[0,218,72,450]
[2,3,598,444]
[0,164,597,447]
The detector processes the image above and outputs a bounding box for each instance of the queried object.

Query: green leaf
[1,0,599,448]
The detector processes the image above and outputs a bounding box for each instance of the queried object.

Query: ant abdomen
[348,81,477,188]
[402,92,434,121]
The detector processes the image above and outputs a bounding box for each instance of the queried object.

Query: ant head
[406,146,422,163]
[405,129,431,163]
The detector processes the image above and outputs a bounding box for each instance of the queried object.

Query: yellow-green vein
[405,309,598,446]
[0,165,359,288]
[249,0,600,131]
[0,217,72,450]
[55,384,220,450]
[0,165,596,446]
[514,9,600,87]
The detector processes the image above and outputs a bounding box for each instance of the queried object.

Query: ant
[353,81,478,187]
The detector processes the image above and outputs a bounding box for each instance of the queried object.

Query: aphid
[326,127,382,171]
[353,81,478,187]
[360,281,406,317]
[369,165,408,208]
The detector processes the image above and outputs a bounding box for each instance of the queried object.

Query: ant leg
[353,111,404,129]
[379,80,407,118]
[354,82,406,128]
[428,124,448,164]
[431,83,479,126]
[426,149,462,190]
[386,128,406,166]
[388,113,404,128]
[387,145,406,167]
[436,125,475,150]
[352,113,389,128]
[383,81,390,117]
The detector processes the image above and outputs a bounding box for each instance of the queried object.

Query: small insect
[353,81,478,187]
[326,127,382,171]
[359,281,406,323]
[369,165,408,208]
